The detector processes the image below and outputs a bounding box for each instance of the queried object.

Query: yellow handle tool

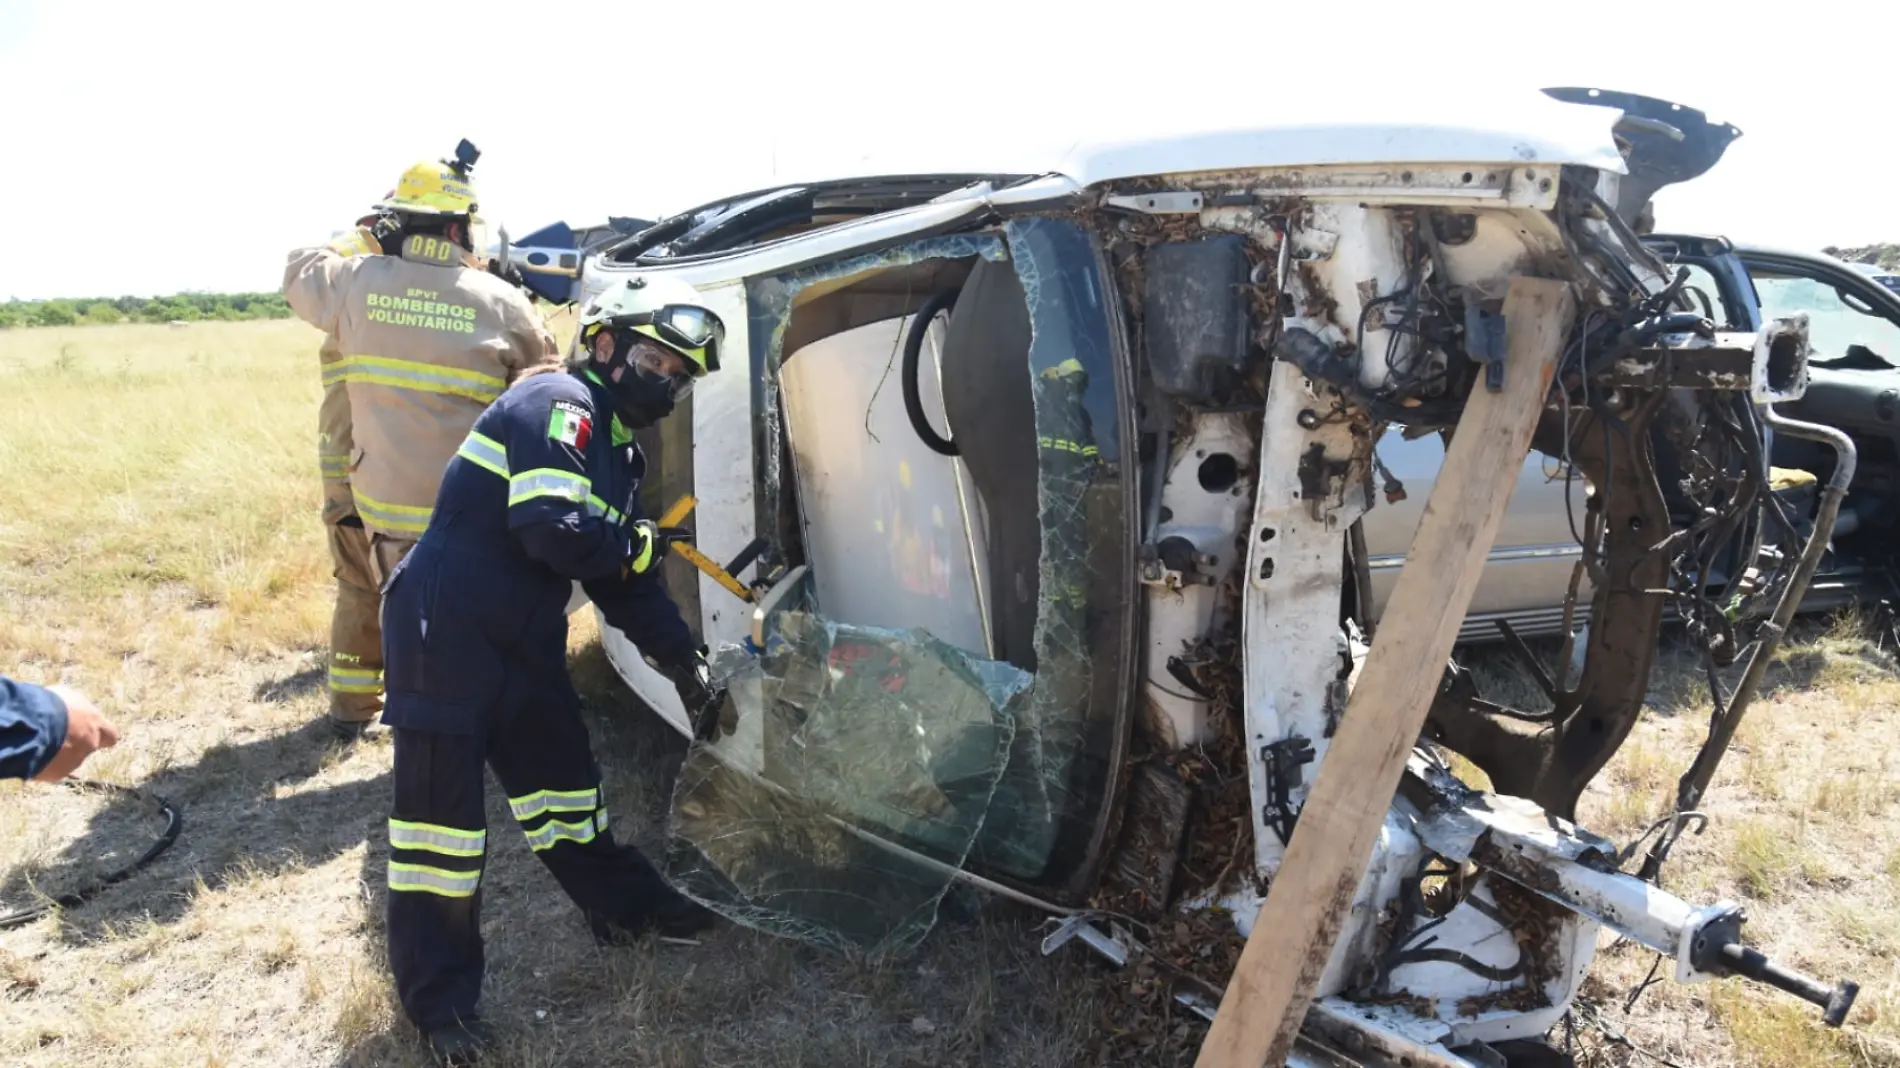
[658,495,756,604]
[657,494,697,528]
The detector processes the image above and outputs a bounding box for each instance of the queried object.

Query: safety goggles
[620,304,725,374]
[629,342,698,402]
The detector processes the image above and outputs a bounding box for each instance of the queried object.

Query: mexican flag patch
[548,400,592,449]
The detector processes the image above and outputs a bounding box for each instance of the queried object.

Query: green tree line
[0,291,294,329]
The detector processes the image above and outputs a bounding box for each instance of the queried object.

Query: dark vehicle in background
[1364,232,1900,643]
[1640,234,1899,612]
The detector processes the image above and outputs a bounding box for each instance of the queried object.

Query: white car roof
[782,91,1632,191]
[1051,100,1630,186]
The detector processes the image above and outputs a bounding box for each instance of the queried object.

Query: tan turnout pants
[326,489,419,723]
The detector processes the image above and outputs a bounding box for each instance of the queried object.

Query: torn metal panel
[1141,413,1254,748]
[1153,164,1565,212]
[1754,312,1812,403]
[1243,357,1372,879]
[1039,914,1130,966]
[1593,316,1812,396]
[664,612,1027,956]
[1303,998,1469,1068]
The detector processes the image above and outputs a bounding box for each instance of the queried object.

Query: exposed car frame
[521,88,1865,1065]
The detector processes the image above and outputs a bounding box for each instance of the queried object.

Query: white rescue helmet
[579,276,725,378]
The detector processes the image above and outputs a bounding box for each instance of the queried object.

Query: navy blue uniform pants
[386,710,679,1033]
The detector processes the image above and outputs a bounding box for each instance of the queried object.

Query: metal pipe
[1640,406,1856,881]
[1712,941,1859,1027]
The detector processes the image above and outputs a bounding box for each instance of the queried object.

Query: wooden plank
[1194,276,1576,1068]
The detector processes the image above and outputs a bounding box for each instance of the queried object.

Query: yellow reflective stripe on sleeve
[585,495,625,524]
[595,808,609,833]
[507,469,592,508]
[329,665,382,695]
[319,453,351,479]
[388,819,486,858]
[508,788,598,821]
[1037,436,1100,458]
[522,816,599,852]
[388,861,481,898]
[328,229,380,258]
[456,431,509,478]
[351,490,434,534]
[331,355,506,405]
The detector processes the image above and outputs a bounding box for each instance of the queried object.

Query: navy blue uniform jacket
[380,370,694,736]
[0,676,67,780]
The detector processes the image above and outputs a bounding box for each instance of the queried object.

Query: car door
[1362,428,1591,642]
[1734,247,1900,593]
[1736,248,1900,375]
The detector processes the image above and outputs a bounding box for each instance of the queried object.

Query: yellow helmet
[380,162,477,216]
[380,141,481,216]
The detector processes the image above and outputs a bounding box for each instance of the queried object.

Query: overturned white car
[513,87,1859,1066]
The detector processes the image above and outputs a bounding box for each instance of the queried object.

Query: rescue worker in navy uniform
[378,275,723,1064]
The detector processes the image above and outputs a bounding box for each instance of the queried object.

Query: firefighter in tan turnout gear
[312,204,381,736]
[284,142,559,737]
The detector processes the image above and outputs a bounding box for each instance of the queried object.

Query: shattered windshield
[1752,269,1900,366]
[662,219,1135,952]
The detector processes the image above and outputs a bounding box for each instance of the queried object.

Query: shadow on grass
[329,639,1111,1068]
[330,639,699,1067]
[0,717,392,946]
[254,665,326,703]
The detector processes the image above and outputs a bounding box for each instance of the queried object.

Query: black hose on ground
[0,779,183,930]
[902,289,962,457]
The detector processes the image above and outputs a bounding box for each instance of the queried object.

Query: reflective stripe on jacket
[376,372,694,736]
[284,236,560,538]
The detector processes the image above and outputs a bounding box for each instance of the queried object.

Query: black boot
[651,895,719,940]
[426,1017,493,1066]
[589,895,719,946]
[329,716,381,742]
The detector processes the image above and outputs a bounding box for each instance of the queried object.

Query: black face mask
[594,331,676,429]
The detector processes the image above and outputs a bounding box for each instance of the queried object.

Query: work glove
[648,647,734,741]
[627,520,693,576]
[486,256,528,289]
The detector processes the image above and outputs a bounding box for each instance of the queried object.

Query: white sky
[1,0,1892,300]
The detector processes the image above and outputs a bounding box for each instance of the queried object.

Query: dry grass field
[0,319,1896,1066]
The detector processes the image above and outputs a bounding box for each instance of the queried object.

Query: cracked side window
[664,613,1027,956]
[662,221,1133,952]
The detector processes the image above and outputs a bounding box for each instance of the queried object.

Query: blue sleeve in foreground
[0,676,68,781]
[582,569,695,666]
